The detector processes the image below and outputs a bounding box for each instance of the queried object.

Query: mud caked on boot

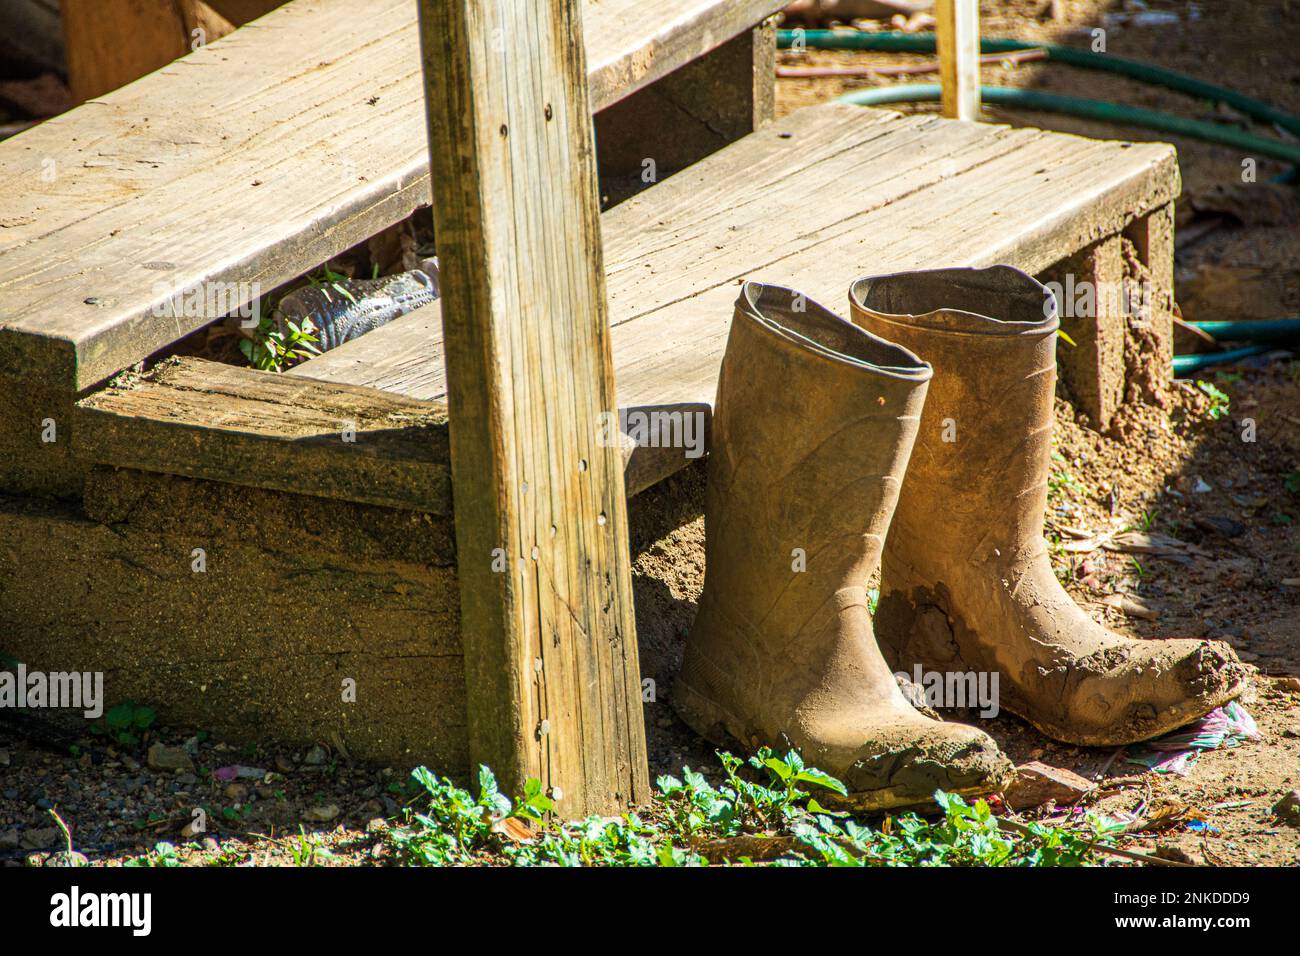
[850,266,1248,746]
[673,282,1013,810]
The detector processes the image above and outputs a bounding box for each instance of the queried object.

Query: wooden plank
[71,350,704,511]
[297,109,1005,397]
[936,0,980,121]
[1044,236,1127,428]
[596,21,776,201]
[417,0,648,815]
[0,0,786,393]
[296,104,1178,419]
[75,357,451,513]
[62,0,189,104]
[606,127,1178,414]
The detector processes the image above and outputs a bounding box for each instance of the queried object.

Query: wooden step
[74,104,1178,508]
[292,102,1177,444]
[0,0,785,393]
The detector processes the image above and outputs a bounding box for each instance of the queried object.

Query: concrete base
[0,461,707,771]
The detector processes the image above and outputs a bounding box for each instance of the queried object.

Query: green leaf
[794,768,848,796]
[105,703,135,730]
[762,757,793,781]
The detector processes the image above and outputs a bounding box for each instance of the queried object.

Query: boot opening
[850,266,1058,336]
[738,281,931,380]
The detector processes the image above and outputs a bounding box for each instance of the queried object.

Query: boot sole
[881,585,1252,747]
[1010,674,1250,747]
[672,677,1005,814]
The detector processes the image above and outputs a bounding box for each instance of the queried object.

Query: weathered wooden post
[936,0,980,121]
[415,0,650,815]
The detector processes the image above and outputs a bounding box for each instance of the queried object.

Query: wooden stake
[936,0,980,121]
[415,0,650,816]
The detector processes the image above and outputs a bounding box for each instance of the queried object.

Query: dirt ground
[3,0,1299,866]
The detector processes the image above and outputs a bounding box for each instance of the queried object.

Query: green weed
[384,749,1110,868]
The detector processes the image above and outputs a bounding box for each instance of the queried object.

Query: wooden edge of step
[72,356,702,510]
[73,357,454,514]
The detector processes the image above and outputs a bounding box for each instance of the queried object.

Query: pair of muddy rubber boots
[674,266,1247,809]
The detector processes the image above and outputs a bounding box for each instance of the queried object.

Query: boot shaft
[849,267,1059,564]
[708,282,932,613]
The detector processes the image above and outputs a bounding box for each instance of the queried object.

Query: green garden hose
[1173,345,1272,375]
[836,84,1300,166]
[779,28,1300,376]
[778,30,1300,138]
[1189,318,1300,343]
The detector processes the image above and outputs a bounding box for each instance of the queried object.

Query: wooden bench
[0,0,1179,774]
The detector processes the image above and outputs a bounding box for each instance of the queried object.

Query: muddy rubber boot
[849,266,1248,746]
[674,282,1012,810]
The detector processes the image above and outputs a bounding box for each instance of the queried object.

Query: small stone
[895,673,941,721]
[1005,761,1093,810]
[223,783,248,802]
[1194,515,1246,538]
[1153,844,1198,866]
[303,745,328,766]
[0,830,19,850]
[1272,790,1300,825]
[302,804,339,823]
[202,837,221,852]
[275,754,294,773]
[19,826,60,850]
[0,750,9,767]
[146,743,195,773]
[365,817,388,834]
